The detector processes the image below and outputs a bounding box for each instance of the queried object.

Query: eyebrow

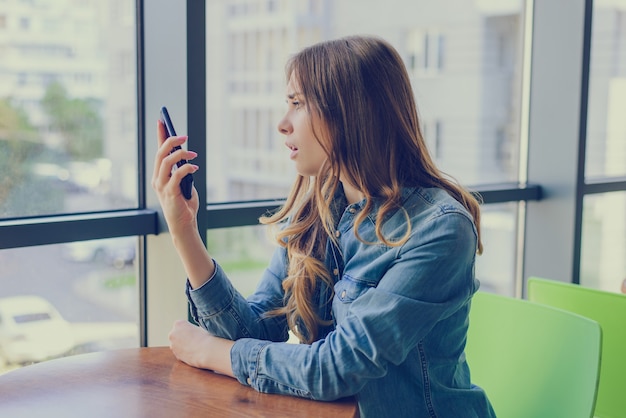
[286,92,303,99]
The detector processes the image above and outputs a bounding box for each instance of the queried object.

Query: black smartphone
[160,106,194,200]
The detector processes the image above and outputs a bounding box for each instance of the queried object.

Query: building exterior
[206,0,523,205]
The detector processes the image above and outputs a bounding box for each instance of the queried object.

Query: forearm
[187,248,291,342]
[231,329,381,401]
[205,335,236,377]
[170,225,215,289]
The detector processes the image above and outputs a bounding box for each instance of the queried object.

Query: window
[204,0,526,294]
[581,192,626,293]
[0,239,139,372]
[579,0,626,293]
[586,3,626,179]
[407,29,445,75]
[206,0,524,193]
[422,119,443,160]
[206,225,276,297]
[0,0,139,374]
[0,1,138,219]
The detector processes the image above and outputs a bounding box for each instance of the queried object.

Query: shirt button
[333,268,339,276]
[349,207,357,214]
[247,377,252,385]
[341,290,346,298]
[335,230,341,238]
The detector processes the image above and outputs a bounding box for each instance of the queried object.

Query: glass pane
[0,0,138,219]
[580,192,626,294]
[207,225,275,298]
[475,202,520,296]
[0,238,139,374]
[205,0,526,202]
[585,0,626,179]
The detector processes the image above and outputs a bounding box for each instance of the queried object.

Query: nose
[277,113,292,135]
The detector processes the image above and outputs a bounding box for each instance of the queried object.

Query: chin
[296,169,319,178]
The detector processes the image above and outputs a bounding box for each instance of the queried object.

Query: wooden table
[0,347,359,418]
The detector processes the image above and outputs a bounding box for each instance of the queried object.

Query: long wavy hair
[260,35,483,344]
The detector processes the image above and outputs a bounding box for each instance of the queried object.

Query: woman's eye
[284,97,304,109]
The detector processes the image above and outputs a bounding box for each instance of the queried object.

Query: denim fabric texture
[186,187,496,418]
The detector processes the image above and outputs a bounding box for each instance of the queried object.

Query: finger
[158,135,188,162]
[152,120,172,187]
[169,162,199,185]
[162,148,198,182]
[153,119,186,179]
[157,119,167,146]
[152,136,189,191]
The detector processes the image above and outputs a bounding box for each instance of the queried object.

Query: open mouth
[286,143,298,158]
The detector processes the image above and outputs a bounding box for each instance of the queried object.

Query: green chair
[528,277,626,418]
[465,291,602,418]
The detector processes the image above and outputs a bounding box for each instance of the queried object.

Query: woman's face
[277,74,327,177]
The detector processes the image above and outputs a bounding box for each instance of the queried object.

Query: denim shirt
[186,187,496,418]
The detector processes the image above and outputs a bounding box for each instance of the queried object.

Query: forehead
[286,73,302,95]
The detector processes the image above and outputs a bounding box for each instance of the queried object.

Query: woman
[152,35,495,417]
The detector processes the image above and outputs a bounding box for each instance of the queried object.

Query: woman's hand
[168,320,235,377]
[151,120,216,288]
[151,120,199,236]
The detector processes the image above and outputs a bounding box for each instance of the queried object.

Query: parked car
[62,237,136,269]
[0,295,75,366]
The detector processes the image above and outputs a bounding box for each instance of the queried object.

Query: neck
[341,181,364,205]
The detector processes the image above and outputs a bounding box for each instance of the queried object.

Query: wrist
[206,335,235,377]
[170,223,201,247]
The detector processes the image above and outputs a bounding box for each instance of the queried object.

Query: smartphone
[160,106,194,199]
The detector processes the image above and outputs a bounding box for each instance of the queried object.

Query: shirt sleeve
[187,247,290,343]
[230,211,479,401]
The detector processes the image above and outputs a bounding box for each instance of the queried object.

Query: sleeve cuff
[230,338,271,388]
[185,260,236,323]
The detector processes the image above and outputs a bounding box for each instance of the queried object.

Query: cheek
[296,142,326,176]
[310,144,328,174]
[301,131,325,159]
[312,142,327,164]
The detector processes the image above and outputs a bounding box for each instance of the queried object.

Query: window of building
[407,29,445,75]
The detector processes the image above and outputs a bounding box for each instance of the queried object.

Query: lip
[286,143,298,159]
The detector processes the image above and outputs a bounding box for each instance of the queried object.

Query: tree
[0,99,37,141]
[41,82,104,160]
[0,99,39,209]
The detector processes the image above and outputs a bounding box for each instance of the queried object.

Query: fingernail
[188,151,198,158]
[190,164,199,171]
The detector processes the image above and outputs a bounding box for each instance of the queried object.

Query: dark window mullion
[0,209,158,249]
[583,177,626,195]
[203,183,544,229]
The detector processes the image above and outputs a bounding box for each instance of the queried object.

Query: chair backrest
[528,277,626,418]
[465,291,602,418]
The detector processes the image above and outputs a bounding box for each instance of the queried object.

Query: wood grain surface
[0,346,358,418]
